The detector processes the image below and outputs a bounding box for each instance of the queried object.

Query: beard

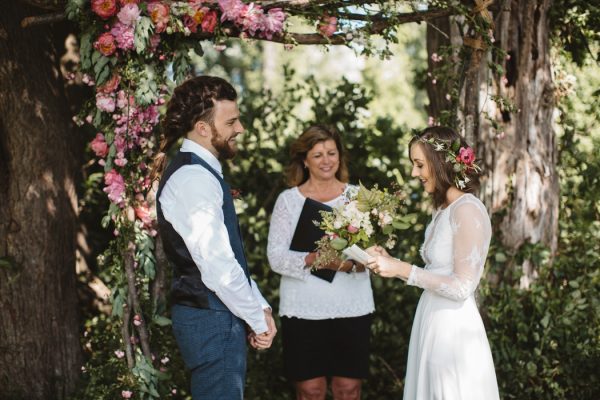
[210,123,237,160]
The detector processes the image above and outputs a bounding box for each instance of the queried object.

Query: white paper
[342,244,371,265]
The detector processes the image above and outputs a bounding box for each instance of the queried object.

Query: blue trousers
[171,304,247,399]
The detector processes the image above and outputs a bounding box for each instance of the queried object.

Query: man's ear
[193,119,212,138]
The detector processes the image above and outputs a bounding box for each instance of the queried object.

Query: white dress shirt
[267,187,375,319]
[159,139,269,334]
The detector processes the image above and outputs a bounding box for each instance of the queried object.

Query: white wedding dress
[403,194,500,400]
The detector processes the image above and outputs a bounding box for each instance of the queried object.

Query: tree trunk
[426,0,558,284]
[482,0,558,286]
[0,2,82,399]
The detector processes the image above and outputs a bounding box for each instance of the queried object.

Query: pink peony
[117,3,140,26]
[219,0,245,22]
[318,15,337,37]
[94,32,117,56]
[183,14,200,33]
[90,133,109,157]
[457,146,475,166]
[111,22,135,51]
[103,169,126,206]
[119,0,139,5]
[201,10,218,33]
[147,2,170,33]
[92,0,118,19]
[97,73,121,94]
[96,93,116,113]
[260,8,285,39]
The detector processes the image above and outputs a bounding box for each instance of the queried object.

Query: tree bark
[481,0,558,265]
[426,0,558,284]
[0,2,82,399]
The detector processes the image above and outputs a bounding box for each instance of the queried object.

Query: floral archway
[65,0,493,397]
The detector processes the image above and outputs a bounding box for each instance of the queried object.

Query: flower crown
[418,136,482,189]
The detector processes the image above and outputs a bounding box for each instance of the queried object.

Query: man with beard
[151,76,277,399]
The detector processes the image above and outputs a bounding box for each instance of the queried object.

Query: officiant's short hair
[286,125,349,187]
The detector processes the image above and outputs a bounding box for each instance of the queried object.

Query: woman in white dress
[366,126,500,400]
[268,125,375,400]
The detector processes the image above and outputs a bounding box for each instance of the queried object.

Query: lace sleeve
[267,192,311,281]
[407,199,491,301]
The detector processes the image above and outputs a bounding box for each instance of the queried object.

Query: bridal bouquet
[313,183,412,269]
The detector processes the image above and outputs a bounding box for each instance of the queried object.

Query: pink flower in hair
[457,146,475,166]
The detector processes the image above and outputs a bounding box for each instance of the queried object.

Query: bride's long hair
[409,126,481,209]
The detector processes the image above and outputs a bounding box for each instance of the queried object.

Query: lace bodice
[407,194,491,301]
[267,186,374,319]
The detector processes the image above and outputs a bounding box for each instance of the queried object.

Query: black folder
[290,198,336,283]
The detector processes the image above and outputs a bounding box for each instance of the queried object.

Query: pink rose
[103,169,126,206]
[96,93,116,113]
[148,2,170,33]
[92,0,118,19]
[117,3,140,26]
[94,32,117,56]
[90,133,109,157]
[457,146,475,166]
[347,225,359,234]
[97,73,120,94]
[201,10,218,33]
[318,15,337,37]
[135,203,154,226]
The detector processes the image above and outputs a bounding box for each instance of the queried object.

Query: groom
[154,76,276,399]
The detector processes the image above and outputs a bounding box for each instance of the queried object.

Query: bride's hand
[366,245,389,257]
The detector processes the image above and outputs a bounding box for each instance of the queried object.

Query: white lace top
[407,193,492,301]
[267,187,375,319]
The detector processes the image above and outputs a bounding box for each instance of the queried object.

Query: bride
[366,126,500,400]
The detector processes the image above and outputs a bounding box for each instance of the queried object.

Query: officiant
[267,125,375,400]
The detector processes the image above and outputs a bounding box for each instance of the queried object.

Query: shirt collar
[180,138,223,176]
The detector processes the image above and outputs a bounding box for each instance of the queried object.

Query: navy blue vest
[156,151,250,310]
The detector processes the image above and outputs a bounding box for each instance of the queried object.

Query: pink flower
[96,93,116,113]
[92,0,117,19]
[148,2,170,33]
[114,350,125,358]
[90,133,109,157]
[160,356,170,364]
[149,34,161,51]
[135,203,154,226]
[97,73,121,94]
[239,3,264,36]
[119,0,139,5]
[183,14,200,33]
[201,10,218,33]
[318,15,337,37]
[94,32,117,56]
[347,225,359,234]
[457,147,475,166]
[117,3,140,26]
[219,0,245,23]
[121,390,133,399]
[133,314,142,326]
[260,8,285,39]
[103,169,126,206]
[111,22,135,51]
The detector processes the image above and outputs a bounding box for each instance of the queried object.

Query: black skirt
[280,314,373,382]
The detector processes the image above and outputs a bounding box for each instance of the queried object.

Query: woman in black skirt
[267,125,375,399]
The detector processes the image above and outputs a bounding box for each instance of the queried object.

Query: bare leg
[331,376,362,400]
[296,377,327,400]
